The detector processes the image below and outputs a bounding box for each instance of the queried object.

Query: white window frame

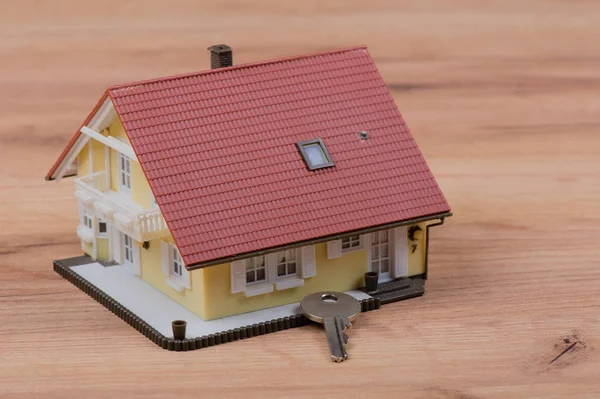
[81,208,93,231]
[96,218,108,238]
[341,234,363,253]
[275,249,298,280]
[169,246,185,283]
[76,207,94,243]
[297,138,335,170]
[160,241,190,291]
[369,230,391,280]
[120,232,140,276]
[118,153,132,195]
[122,233,135,266]
[246,255,268,286]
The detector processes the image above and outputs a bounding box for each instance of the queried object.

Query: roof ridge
[107,45,368,91]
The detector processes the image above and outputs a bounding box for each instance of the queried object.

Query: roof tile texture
[108,47,450,267]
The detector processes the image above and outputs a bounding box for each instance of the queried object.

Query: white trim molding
[275,278,304,291]
[52,97,117,181]
[391,226,409,278]
[80,127,138,161]
[245,283,274,297]
[88,97,116,132]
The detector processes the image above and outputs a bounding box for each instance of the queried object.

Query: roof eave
[185,211,452,270]
[45,91,112,181]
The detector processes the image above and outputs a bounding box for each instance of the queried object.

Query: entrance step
[374,277,413,293]
[361,277,425,305]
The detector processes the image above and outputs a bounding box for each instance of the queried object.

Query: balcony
[75,171,169,242]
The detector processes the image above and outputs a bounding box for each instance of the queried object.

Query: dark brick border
[54,258,381,351]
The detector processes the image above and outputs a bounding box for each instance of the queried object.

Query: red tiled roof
[51,46,451,268]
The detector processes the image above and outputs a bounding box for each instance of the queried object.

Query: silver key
[300,291,361,362]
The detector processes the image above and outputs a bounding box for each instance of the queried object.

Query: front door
[370,230,391,281]
[121,233,136,273]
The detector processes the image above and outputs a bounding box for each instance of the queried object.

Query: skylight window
[297,138,334,170]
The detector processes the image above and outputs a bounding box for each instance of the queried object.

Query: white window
[120,233,141,275]
[82,209,93,230]
[160,242,190,290]
[97,218,108,237]
[171,246,184,280]
[246,255,267,285]
[123,234,134,265]
[370,230,390,276]
[231,247,315,296]
[276,249,297,279]
[118,153,131,194]
[76,208,95,243]
[341,235,362,252]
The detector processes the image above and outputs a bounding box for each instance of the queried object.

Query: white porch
[72,262,372,338]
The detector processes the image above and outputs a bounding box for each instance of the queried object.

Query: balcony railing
[138,210,169,238]
[75,171,169,241]
[78,170,109,193]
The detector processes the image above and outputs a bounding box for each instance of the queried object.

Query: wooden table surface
[1,1,599,398]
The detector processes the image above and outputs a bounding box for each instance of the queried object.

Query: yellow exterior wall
[109,146,153,208]
[201,224,431,320]
[81,241,93,257]
[131,162,152,209]
[108,117,127,193]
[96,238,109,260]
[105,117,154,209]
[139,237,206,319]
[202,242,368,320]
[77,143,91,177]
[109,148,119,192]
[76,140,106,177]
[92,139,105,173]
[407,222,427,276]
[107,116,129,142]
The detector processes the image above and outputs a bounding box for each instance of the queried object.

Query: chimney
[208,44,233,69]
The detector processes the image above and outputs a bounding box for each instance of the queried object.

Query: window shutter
[132,241,141,275]
[160,241,170,276]
[113,229,121,263]
[327,240,342,259]
[230,260,246,293]
[392,226,408,278]
[300,245,316,278]
[266,253,278,282]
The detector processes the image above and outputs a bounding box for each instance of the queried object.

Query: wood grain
[1,1,599,398]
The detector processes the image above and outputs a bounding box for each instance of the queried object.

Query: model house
[46,45,451,321]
